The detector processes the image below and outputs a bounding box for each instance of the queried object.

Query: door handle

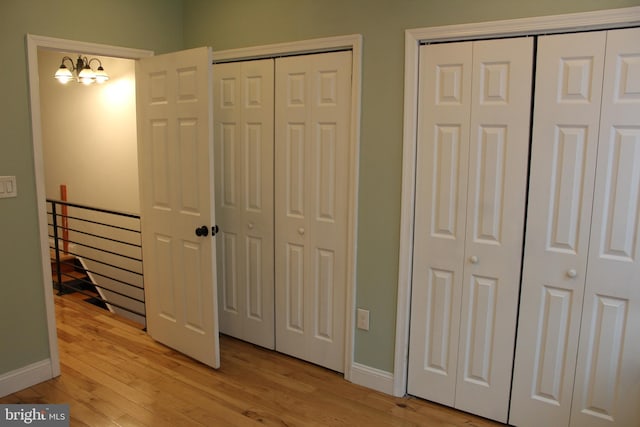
[211,225,219,236]
[195,225,209,237]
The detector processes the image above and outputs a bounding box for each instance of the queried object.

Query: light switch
[0,176,17,198]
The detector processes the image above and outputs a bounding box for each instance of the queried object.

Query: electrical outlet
[356,308,370,331]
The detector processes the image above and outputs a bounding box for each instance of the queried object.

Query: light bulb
[78,67,95,85]
[94,66,109,84]
[54,66,73,84]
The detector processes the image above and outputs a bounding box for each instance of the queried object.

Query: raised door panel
[275,51,351,372]
[455,37,533,423]
[509,31,607,427]
[408,41,472,406]
[213,59,275,349]
[571,27,640,427]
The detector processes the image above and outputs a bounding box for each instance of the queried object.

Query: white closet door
[409,37,532,423]
[408,41,473,406]
[214,59,275,349]
[509,31,607,427]
[455,37,533,422]
[274,51,351,373]
[570,27,640,427]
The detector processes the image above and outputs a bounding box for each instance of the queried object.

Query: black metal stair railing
[47,199,145,328]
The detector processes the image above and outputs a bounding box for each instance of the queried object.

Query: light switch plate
[0,176,17,198]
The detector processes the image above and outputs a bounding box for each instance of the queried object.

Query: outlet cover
[357,308,370,331]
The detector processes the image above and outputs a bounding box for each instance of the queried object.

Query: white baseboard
[0,359,54,398]
[349,362,396,396]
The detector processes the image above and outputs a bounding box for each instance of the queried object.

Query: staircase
[50,250,107,309]
[48,198,145,325]
[50,250,90,292]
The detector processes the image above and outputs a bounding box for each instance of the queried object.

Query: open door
[136,47,220,368]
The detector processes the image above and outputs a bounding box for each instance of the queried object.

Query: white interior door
[409,37,532,423]
[509,31,607,427]
[570,27,640,427]
[213,59,275,349]
[274,51,352,373]
[136,47,220,368]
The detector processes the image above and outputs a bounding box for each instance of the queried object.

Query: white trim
[349,363,394,395]
[0,359,54,398]
[212,35,362,382]
[405,6,640,43]
[393,28,422,398]
[28,34,154,58]
[26,34,153,381]
[395,6,640,398]
[212,34,361,62]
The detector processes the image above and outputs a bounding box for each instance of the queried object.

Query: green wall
[0,0,183,376]
[182,0,640,372]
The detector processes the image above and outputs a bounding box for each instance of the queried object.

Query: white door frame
[395,6,640,397]
[26,34,153,380]
[213,34,362,381]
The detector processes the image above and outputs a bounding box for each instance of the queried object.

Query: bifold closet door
[509,31,607,427]
[274,51,352,373]
[408,37,533,423]
[510,27,640,427]
[213,59,275,349]
[570,27,640,427]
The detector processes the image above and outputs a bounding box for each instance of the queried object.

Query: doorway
[27,34,153,377]
[38,48,146,325]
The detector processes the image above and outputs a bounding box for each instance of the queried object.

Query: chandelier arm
[60,56,76,71]
[87,57,104,69]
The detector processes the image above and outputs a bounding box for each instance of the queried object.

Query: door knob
[567,269,577,278]
[248,222,254,230]
[298,227,305,235]
[195,225,209,237]
[469,255,479,264]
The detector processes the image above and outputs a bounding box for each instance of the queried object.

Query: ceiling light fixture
[54,55,109,85]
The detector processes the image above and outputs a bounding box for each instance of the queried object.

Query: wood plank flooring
[1,294,506,426]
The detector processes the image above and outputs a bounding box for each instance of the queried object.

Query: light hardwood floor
[1,294,506,426]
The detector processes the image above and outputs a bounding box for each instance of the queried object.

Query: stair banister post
[51,201,63,294]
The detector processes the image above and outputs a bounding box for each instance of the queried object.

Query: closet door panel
[455,37,533,423]
[571,27,640,427]
[214,59,275,349]
[408,41,472,406]
[509,31,606,427]
[215,64,243,340]
[275,51,351,373]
